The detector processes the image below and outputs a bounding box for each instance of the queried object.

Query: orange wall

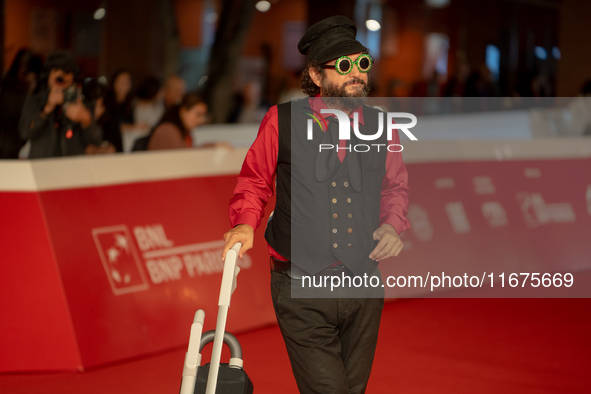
[242,0,306,57]
[4,0,101,71]
[174,0,205,47]
[242,0,307,100]
[379,29,425,96]
[4,0,35,70]
[7,0,585,96]
[557,0,591,95]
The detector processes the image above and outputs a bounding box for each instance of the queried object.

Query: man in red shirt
[222,16,409,393]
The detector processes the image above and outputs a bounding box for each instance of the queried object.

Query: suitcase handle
[199,330,243,367]
[180,310,206,394]
[206,242,242,394]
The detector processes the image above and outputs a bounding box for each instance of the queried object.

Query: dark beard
[321,75,371,111]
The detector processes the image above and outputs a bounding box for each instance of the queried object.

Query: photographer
[19,51,102,158]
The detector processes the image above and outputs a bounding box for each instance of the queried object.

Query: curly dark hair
[300,60,325,97]
[36,50,81,93]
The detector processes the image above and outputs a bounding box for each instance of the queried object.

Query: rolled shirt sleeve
[380,128,410,235]
[229,106,279,230]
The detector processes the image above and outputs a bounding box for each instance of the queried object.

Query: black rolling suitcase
[179,243,253,394]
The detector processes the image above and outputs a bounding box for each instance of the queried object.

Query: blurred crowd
[406,53,563,100]
[2,48,590,160]
[0,49,215,159]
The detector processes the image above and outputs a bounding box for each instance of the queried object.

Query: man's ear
[309,67,322,88]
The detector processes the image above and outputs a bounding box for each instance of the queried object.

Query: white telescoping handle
[205,242,242,394]
[180,309,205,394]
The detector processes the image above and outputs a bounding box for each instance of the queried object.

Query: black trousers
[271,270,384,394]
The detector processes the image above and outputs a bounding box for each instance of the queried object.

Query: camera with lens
[63,88,80,110]
[56,76,81,109]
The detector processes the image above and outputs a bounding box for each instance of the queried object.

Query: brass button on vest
[348,228,353,233]
[333,243,338,248]
[332,228,337,233]
[332,182,336,187]
[348,213,352,218]
[347,198,351,203]
[333,213,338,218]
[332,198,337,203]
[344,182,349,187]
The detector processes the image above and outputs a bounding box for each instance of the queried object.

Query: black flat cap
[298,15,367,64]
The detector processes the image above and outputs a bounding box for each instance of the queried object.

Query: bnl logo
[305,108,418,152]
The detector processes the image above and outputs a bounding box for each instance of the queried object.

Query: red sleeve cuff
[232,211,260,231]
[380,214,410,235]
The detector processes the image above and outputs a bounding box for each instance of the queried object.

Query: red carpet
[1,298,590,393]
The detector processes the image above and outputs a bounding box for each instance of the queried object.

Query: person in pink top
[147,93,208,150]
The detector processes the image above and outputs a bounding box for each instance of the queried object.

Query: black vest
[265,99,387,276]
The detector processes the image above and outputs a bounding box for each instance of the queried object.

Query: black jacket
[19,88,102,158]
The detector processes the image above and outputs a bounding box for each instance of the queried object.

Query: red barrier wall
[39,175,276,370]
[0,192,82,371]
[379,158,591,298]
[0,152,278,371]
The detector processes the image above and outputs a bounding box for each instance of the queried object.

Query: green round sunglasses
[322,54,373,75]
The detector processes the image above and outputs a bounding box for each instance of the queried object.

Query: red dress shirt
[229,97,410,261]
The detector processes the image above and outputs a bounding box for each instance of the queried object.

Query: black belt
[270,257,351,278]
